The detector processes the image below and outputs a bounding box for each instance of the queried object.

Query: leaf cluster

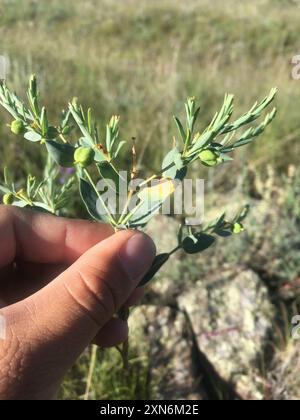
[0,76,277,285]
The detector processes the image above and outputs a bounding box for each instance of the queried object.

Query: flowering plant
[0,76,277,287]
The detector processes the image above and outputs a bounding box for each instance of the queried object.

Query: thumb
[2,230,155,398]
[28,229,155,342]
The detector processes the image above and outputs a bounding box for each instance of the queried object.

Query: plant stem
[137,161,177,189]
[83,345,97,401]
[118,189,134,225]
[169,244,182,256]
[59,134,67,144]
[119,160,183,226]
[183,129,191,156]
[117,306,130,371]
[83,168,117,227]
[119,198,145,226]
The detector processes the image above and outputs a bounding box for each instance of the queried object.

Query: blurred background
[0,0,299,400]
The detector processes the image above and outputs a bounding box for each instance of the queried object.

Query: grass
[59,339,155,400]
[1,0,300,177]
[1,0,300,400]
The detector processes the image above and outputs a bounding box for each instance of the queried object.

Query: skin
[0,206,156,400]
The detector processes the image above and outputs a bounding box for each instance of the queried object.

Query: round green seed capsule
[11,119,26,135]
[232,222,244,234]
[3,193,14,205]
[74,146,95,167]
[198,149,219,167]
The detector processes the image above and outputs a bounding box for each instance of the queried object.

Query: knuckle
[63,266,118,327]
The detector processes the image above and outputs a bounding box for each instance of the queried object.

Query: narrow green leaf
[87,108,93,134]
[106,124,112,152]
[182,233,215,254]
[173,116,186,143]
[236,204,250,222]
[79,177,109,222]
[24,204,53,214]
[188,131,215,155]
[97,162,121,192]
[46,126,59,140]
[138,179,176,204]
[162,148,186,180]
[40,107,48,136]
[129,178,179,227]
[219,154,234,163]
[214,229,232,238]
[46,140,75,167]
[113,140,126,158]
[127,199,162,228]
[139,253,170,286]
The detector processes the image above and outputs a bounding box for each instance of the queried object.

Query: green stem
[118,189,134,225]
[83,168,117,227]
[169,244,182,256]
[119,198,145,226]
[108,161,119,177]
[137,161,177,189]
[59,134,68,144]
[119,159,184,226]
[117,306,130,371]
[183,129,191,156]
[83,345,97,400]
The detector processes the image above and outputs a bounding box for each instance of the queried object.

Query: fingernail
[119,233,156,282]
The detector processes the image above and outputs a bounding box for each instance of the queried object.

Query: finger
[14,261,66,284]
[0,205,113,268]
[2,265,143,308]
[0,262,69,305]
[2,230,155,398]
[123,287,144,308]
[92,318,128,348]
[91,288,145,348]
[30,230,155,332]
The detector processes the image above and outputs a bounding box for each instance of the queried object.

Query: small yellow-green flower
[232,222,244,234]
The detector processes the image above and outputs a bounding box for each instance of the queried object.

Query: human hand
[0,206,155,400]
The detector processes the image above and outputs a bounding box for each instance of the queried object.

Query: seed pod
[232,222,244,234]
[198,149,219,167]
[3,193,14,205]
[74,146,95,167]
[11,119,26,135]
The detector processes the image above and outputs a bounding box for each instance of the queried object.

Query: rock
[145,216,184,301]
[129,305,208,400]
[145,215,179,254]
[178,269,275,400]
[268,343,300,400]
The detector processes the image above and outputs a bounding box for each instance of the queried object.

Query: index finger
[0,206,114,268]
